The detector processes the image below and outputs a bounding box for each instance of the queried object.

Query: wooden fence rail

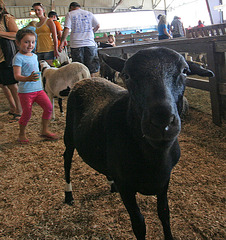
[95,31,159,45]
[186,23,226,38]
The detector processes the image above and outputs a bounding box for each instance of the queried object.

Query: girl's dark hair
[16,28,36,42]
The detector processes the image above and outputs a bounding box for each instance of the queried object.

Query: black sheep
[63,47,214,240]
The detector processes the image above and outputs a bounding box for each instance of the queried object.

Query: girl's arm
[59,27,69,51]
[13,66,39,82]
[0,15,18,40]
[163,26,171,38]
[47,19,59,58]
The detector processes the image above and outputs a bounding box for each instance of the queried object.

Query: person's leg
[18,123,28,142]
[0,64,22,116]
[0,84,16,114]
[41,118,52,136]
[71,47,84,63]
[84,46,100,77]
[35,90,58,139]
[7,84,22,115]
[18,93,35,142]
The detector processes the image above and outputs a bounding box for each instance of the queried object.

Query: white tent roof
[5,0,223,26]
[5,0,203,19]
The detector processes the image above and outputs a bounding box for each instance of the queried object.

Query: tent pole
[164,0,167,15]
[205,0,213,24]
[51,0,55,11]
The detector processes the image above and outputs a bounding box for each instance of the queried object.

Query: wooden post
[51,0,55,11]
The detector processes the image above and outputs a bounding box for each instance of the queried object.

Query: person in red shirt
[197,20,205,28]
[48,11,64,47]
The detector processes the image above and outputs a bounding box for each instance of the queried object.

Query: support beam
[112,0,123,12]
[205,0,223,24]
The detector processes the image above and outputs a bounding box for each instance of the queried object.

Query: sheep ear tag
[102,54,125,73]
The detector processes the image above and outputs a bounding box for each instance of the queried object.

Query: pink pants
[18,90,53,126]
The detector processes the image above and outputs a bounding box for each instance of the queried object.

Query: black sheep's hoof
[65,191,74,205]
[110,183,118,193]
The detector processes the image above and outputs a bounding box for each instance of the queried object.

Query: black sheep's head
[103,47,187,146]
[102,47,213,147]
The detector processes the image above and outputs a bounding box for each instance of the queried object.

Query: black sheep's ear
[186,61,215,77]
[177,95,184,116]
[102,54,126,72]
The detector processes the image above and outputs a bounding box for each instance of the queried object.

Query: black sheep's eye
[121,73,129,80]
[182,67,188,75]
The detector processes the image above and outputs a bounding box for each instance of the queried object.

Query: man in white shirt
[59,2,100,76]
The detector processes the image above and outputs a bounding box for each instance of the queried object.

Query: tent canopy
[4,0,193,19]
[5,0,223,25]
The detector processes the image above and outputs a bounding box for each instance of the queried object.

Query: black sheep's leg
[58,98,64,116]
[157,181,173,240]
[64,147,75,205]
[119,189,146,240]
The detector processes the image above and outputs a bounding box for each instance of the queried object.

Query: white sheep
[40,60,91,119]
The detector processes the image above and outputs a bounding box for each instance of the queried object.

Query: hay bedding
[0,88,225,240]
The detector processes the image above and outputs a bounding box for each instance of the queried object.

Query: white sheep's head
[39,60,51,73]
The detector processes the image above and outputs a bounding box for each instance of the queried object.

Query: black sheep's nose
[164,115,176,131]
[151,114,176,131]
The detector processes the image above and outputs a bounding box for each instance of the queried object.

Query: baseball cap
[48,11,59,20]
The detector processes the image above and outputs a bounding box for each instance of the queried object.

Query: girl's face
[18,34,36,54]
[34,5,45,18]
[108,37,114,43]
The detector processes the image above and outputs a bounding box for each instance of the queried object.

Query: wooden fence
[95,31,159,46]
[98,35,226,126]
[186,23,226,38]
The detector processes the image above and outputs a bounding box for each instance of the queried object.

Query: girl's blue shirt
[13,52,43,93]
[158,24,168,36]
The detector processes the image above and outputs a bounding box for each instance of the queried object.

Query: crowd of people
[157,14,186,40]
[0,1,100,143]
[157,14,205,40]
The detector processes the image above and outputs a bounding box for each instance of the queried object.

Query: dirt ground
[0,85,225,240]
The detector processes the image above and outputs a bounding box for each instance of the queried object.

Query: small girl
[13,28,58,143]
[107,34,116,47]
